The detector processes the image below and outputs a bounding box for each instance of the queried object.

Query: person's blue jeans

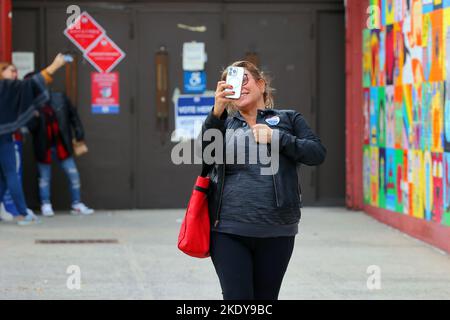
[0,134,28,216]
[38,148,81,206]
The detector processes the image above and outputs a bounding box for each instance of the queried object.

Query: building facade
[2,0,345,210]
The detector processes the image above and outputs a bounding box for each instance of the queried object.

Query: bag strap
[194,185,208,193]
[200,163,212,178]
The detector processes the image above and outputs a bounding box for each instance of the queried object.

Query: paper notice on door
[91,72,120,114]
[12,52,35,79]
[182,42,206,71]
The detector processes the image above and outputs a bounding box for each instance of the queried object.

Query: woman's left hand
[251,124,273,144]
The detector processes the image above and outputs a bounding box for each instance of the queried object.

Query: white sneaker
[41,203,55,217]
[17,209,42,226]
[0,204,14,222]
[71,203,94,215]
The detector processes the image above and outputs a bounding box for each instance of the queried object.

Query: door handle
[155,46,169,144]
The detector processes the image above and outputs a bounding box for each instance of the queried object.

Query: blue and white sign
[171,88,215,142]
[184,71,206,94]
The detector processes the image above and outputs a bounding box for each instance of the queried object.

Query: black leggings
[210,231,295,300]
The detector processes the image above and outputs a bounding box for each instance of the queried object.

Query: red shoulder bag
[177,173,211,258]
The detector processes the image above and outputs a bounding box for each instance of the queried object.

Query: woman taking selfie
[201,61,326,300]
[0,54,67,225]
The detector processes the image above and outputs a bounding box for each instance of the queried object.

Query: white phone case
[225,66,244,99]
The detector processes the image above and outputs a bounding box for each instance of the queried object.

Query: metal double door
[14,2,342,209]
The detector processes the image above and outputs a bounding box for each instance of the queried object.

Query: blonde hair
[220,60,275,109]
[0,62,15,80]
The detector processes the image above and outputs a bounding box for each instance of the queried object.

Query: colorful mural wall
[363,0,450,226]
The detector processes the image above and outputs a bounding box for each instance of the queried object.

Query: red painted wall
[345,0,450,253]
[345,0,367,210]
[0,0,12,62]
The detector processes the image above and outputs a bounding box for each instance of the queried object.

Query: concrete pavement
[0,207,449,299]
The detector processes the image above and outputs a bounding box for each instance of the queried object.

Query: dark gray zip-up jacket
[200,107,326,227]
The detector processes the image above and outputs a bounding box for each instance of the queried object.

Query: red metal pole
[0,0,12,62]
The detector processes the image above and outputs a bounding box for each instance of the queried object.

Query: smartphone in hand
[225,66,244,99]
[63,54,74,63]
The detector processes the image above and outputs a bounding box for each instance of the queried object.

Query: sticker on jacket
[265,116,280,126]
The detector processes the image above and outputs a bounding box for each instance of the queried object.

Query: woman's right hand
[213,81,234,118]
[46,53,67,75]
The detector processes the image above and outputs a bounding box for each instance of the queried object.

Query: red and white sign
[91,72,120,114]
[64,12,105,52]
[84,35,126,73]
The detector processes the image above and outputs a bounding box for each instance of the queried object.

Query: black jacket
[200,108,326,227]
[0,73,48,135]
[27,92,85,162]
